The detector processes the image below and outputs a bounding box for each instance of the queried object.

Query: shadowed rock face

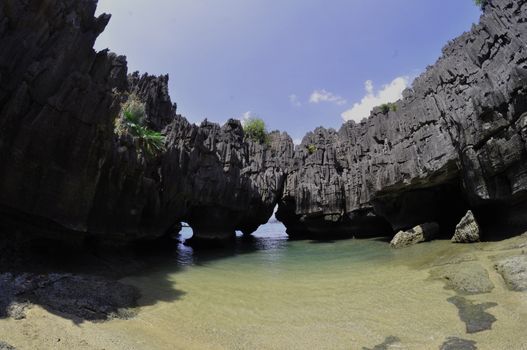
[0,0,293,244]
[279,0,527,239]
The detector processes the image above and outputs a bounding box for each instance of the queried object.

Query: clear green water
[110,225,527,350]
[1,224,527,350]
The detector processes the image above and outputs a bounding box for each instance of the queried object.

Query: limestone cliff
[0,0,293,243]
[1,0,526,245]
[278,0,527,239]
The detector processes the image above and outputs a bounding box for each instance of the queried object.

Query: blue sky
[95,0,481,143]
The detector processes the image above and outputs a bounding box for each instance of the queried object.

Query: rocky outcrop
[452,211,481,243]
[0,0,293,244]
[1,0,526,245]
[495,255,527,291]
[0,342,15,350]
[278,0,527,240]
[431,262,494,295]
[389,222,439,248]
[0,272,139,321]
[161,119,293,243]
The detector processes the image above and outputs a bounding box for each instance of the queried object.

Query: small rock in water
[452,211,480,243]
[390,222,439,248]
[440,337,477,350]
[495,255,527,291]
[431,263,494,295]
[362,336,401,350]
[447,296,497,334]
[0,341,16,350]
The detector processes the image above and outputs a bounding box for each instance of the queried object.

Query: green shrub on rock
[307,144,317,154]
[243,117,269,144]
[379,102,397,114]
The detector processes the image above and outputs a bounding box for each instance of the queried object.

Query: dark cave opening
[373,181,470,239]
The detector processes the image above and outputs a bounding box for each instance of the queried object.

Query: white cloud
[309,89,347,106]
[341,76,409,122]
[289,94,302,107]
[293,138,302,146]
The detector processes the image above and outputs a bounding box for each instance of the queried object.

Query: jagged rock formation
[0,0,293,244]
[278,0,527,239]
[389,222,439,248]
[452,211,481,243]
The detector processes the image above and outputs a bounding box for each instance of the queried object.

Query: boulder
[390,222,439,248]
[431,262,494,295]
[0,342,16,350]
[452,211,481,243]
[495,255,527,291]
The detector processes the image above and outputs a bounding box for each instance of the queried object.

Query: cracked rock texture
[495,255,527,291]
[390,222,439,248]
[452,211,481,243]
[0,0,293,243]
[278,0,527,239]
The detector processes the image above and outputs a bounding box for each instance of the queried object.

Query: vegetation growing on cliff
[115,94,166,156]
[379,102,397,114]
[243,117,269,144]
[474,0,487,9]
[307,144,317,154]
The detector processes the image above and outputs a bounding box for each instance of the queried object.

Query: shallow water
[1,224,527,350]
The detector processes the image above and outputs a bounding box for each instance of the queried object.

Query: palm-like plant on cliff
[115,94,166,157]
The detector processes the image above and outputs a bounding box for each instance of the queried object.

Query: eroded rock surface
[278,0,527,240]
[0,0,293,244]
[390,222,439,248]
[0,342,16,350]
[1,0,527,244]
[431,263,494,295]
[495,255,527,291]
[452,211,481,243]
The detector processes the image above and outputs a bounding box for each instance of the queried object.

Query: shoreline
[0,231,525,349]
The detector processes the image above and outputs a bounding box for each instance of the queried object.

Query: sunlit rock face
[278,0,527,239]
[0,0,293,244]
